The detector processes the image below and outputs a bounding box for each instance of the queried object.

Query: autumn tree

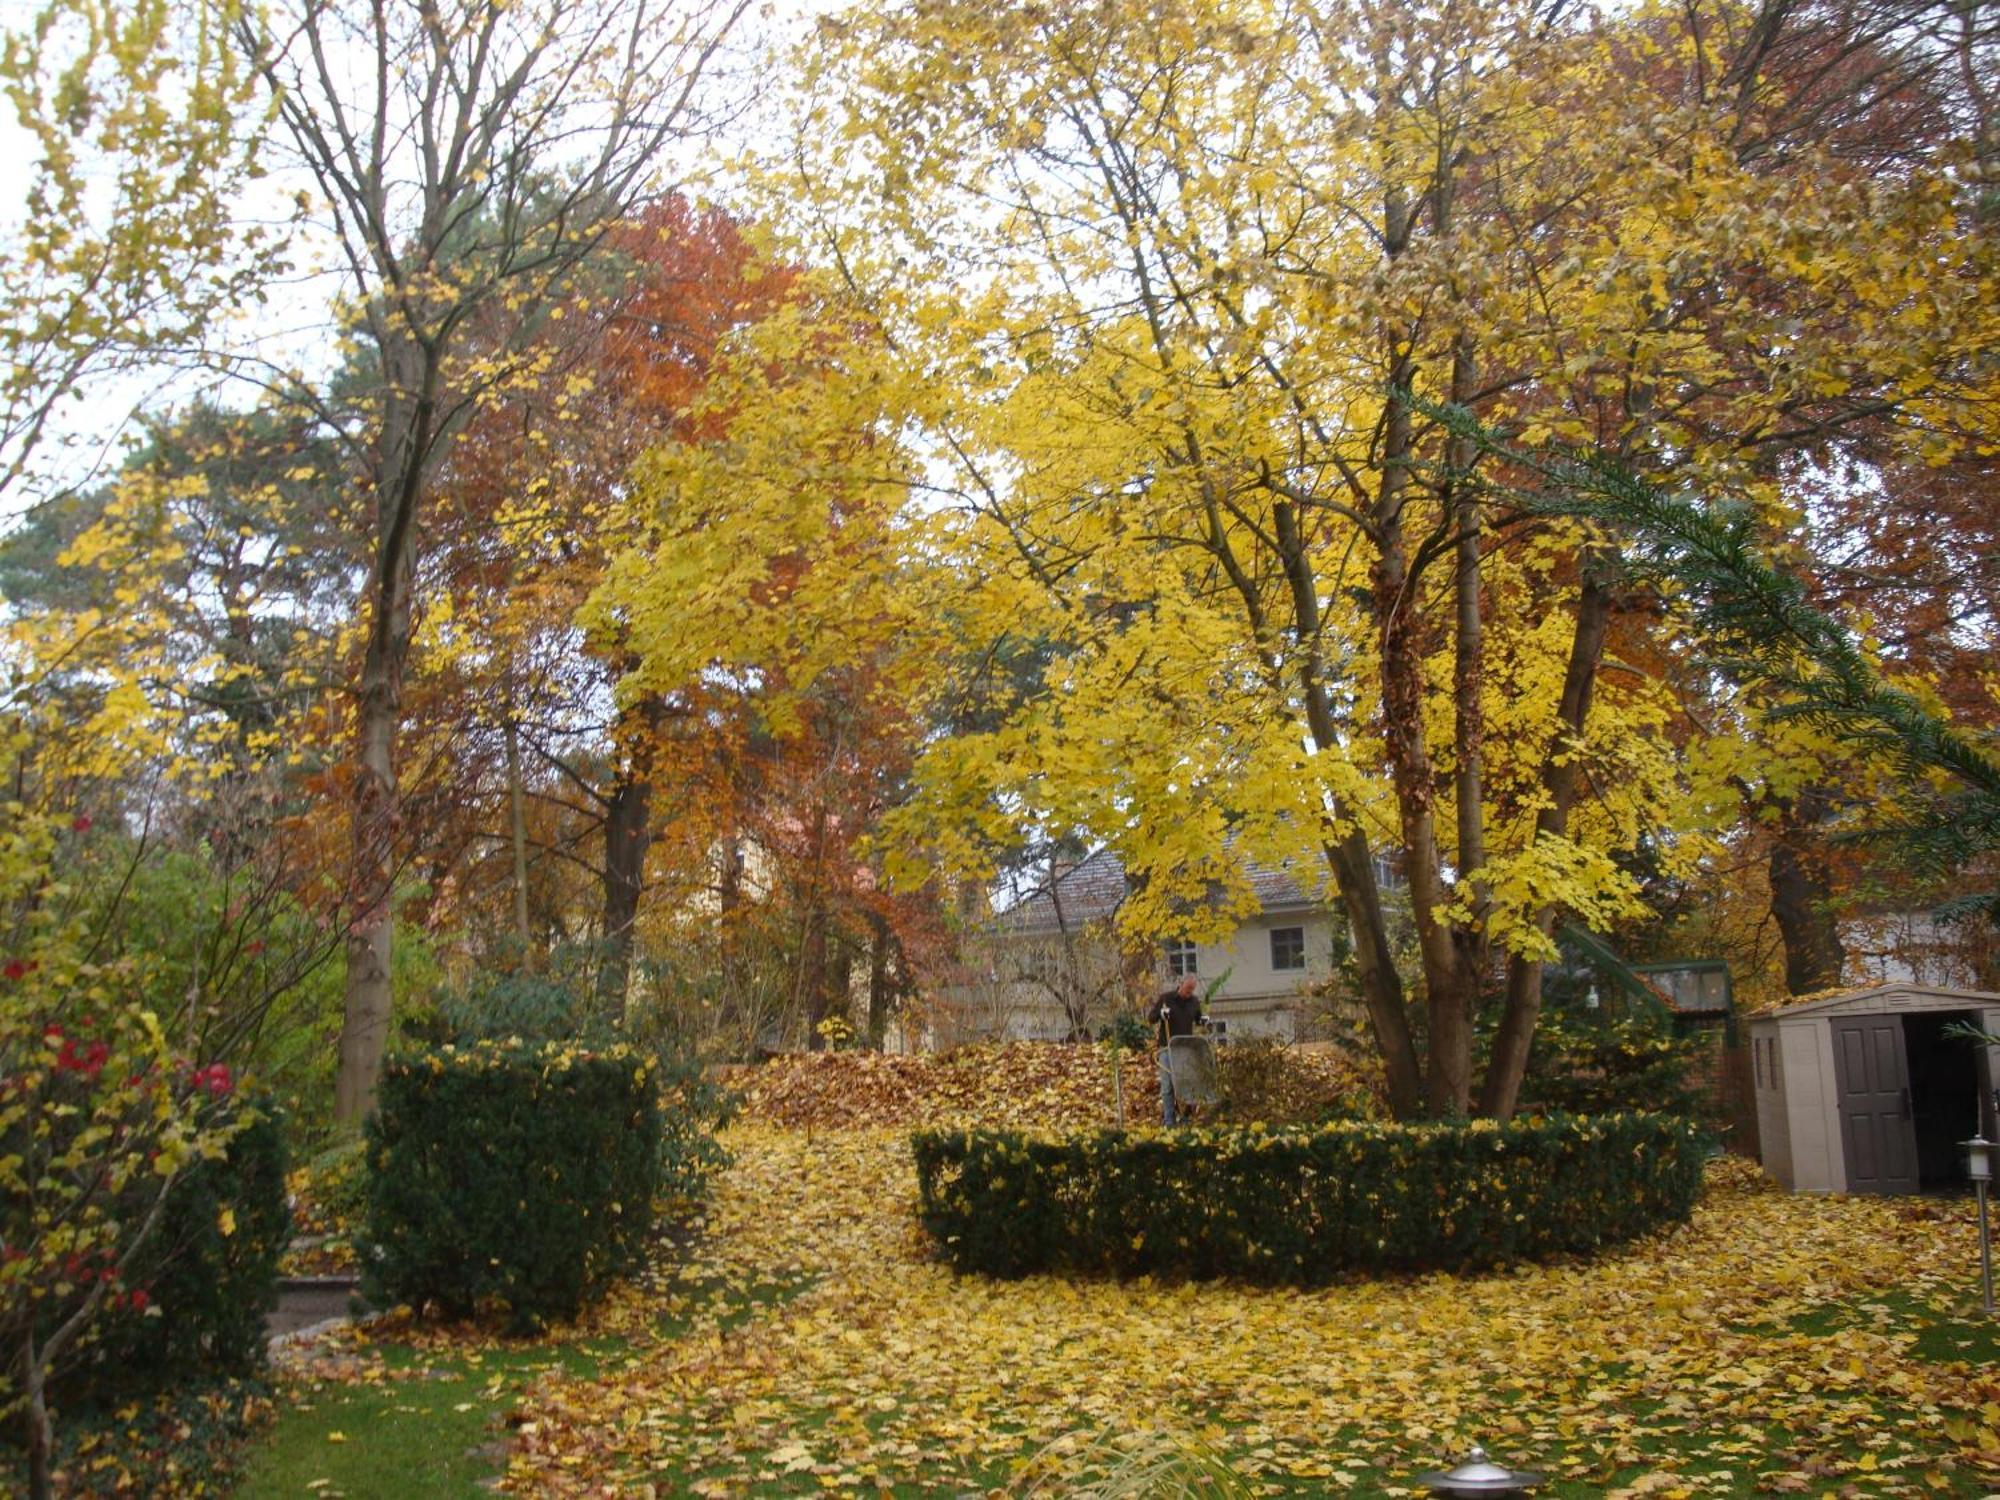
[585,279,948,1052]
[229,0,751,1120]
[409,199,792,1006]
[783,0,1996,1117]
[0,0,276,506]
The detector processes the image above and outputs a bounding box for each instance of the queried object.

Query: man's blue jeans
[1158,1049,1179,1127]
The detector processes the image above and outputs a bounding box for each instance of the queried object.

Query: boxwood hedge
[911,1113,1704,1282]
[362,1040,660,1328]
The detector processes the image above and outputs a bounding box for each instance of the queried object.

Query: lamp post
[1415,1446,1545,1498]
[1964,1134,1994,1316]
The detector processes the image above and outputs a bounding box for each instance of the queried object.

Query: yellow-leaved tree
[760,0,1997,1117]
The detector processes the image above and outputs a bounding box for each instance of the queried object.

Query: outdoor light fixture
[1415,1446,1546,1497]
[1964,1134,1994,1316]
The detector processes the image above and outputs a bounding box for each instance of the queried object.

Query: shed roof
[995,845,1323,935]
[1744,981,2000,1024]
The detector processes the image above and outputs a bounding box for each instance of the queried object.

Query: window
[1164,939,1198,977]
[1269,926,1306,971]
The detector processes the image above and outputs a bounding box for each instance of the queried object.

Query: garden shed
[1749,983,2000,1194]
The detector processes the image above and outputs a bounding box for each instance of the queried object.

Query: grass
[236,1269,805,1499]
[232,1338,621,1500]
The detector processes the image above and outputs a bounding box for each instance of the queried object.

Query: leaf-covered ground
[468,1128,2000,1498]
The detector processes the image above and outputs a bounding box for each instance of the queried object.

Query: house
[1748,982,2000,1194]
[938,846,1358,1045]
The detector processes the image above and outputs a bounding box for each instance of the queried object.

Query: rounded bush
[911,1113,1704,1283]
[361,1040,660,1329]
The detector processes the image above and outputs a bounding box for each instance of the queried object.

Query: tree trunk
[334,348,429,1126]
[1375,371,1478,1117]
[25,1326,52,1500]
[505,716,531,946]
[335,627,402,1125]
[597,698,663,1011]
[596,776,651,1015]
[1271,495,1421,1118]
[865,910,896,1049]
[1771,787,1846,994]
[1447,334,1487,909]
[1480,570,1613,1118]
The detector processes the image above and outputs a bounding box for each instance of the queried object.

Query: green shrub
[1520,1012,1706,1118]
[651,1049,737,1203]
[429,956,736,1207]
[911,1114,1704,1283]
[361,1040,661,1330]
[68,1097,289,1396]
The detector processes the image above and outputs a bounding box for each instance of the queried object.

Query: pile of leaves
[734,1041,1383,1131]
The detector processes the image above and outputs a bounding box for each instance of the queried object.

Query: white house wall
[1179,912,1338,1038]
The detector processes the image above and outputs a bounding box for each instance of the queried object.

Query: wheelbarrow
[1166,1033,1219,1115]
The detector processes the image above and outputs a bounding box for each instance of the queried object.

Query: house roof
[994,845,1324,935]
[1744,981,2000,1024]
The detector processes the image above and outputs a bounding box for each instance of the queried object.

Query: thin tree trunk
[598,697,665,1010]
[1376,372,1477,1116]
[25,1324,50,1500]
[1447,334,1486,907]
[334,348,431,1126]
[1271,496,1422,1118]
[1771,787,1846,994]
[1480,570,1614,1118]
[335,629,402,1125]
[505,716,530,945]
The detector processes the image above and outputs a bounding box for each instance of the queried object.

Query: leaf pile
[732,1042,1383,1131]
[493,1132,2000,1496]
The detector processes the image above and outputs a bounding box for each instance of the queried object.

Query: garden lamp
[1415,1446,1545,1497]
[1964,1134,1994,1315]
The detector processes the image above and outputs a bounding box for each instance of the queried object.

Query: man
[1147,974,1204,1126]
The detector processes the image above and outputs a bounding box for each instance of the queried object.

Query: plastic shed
[1748,983,2000,1194]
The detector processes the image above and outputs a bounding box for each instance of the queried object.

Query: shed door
[1831,1016,1919,1194]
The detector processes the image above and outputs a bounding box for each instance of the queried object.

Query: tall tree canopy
[734,0,2000,1117]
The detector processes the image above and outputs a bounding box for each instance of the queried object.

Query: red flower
[127,1288,149,1312]
[5,961,27,982]
[70,815,92,834]
[55,1039,108,1080]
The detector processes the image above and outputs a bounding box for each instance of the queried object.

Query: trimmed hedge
[362,1040,660,1329]
[911,1114,1704,1283]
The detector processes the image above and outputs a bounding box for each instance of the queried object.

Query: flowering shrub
[0,812,251,1492]
[911,1114,1705,1282]
[361,1039,662,1330]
